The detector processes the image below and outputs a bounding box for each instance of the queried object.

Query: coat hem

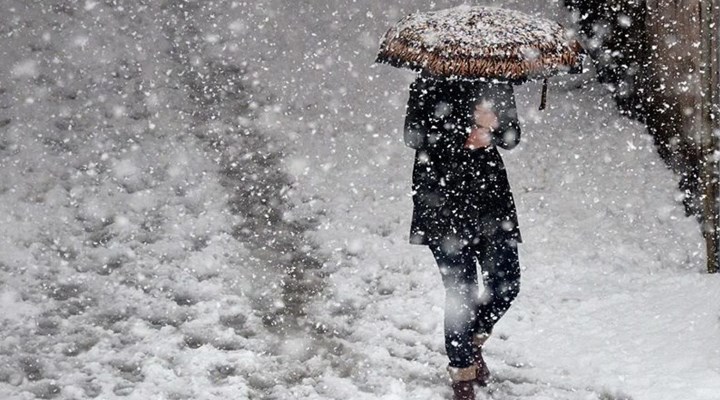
[408,230,522,247]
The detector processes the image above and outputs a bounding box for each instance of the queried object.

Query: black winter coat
[404,76,522,248]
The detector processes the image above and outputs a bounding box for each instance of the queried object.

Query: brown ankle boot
[451,381,474,400]
[447,365,477,400]
[471,334,491,387]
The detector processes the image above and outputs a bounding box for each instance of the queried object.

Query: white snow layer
[1,1,719,400]
[390,6,567,58]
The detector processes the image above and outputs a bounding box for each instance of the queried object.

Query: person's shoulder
[476,81,515,102]
[411,75,445,98]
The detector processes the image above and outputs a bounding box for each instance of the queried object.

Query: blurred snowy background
[0,1,718,399]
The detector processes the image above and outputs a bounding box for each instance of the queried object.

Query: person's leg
[429,242,480,398]
[429,243,480,370]
[473,237,521,335]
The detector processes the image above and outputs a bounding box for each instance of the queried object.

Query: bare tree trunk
[566,0,720,273]
[699,0,720,273]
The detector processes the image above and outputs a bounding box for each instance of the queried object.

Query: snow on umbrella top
[376,5,584,81]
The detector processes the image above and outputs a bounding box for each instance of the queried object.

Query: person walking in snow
[404,73,522,399]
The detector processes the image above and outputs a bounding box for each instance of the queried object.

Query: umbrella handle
[539,78,548,110]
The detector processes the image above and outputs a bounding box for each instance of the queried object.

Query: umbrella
[375,5,585,109]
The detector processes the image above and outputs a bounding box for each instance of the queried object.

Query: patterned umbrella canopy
[376,5,584,82]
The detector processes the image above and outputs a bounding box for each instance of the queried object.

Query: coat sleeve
[403,79,430,150]
[488,84,521,150]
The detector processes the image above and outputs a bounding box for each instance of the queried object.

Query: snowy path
[1,1,718,399]
[285,77,720,400]
[262,2,720,400]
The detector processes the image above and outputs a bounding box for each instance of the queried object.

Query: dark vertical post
[700,0,720,273]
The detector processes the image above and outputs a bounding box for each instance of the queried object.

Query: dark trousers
[429,236,521,368]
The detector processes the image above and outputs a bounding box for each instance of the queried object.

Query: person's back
[404,75,522,247]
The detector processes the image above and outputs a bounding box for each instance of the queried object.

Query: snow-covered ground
[1,1,719,400]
